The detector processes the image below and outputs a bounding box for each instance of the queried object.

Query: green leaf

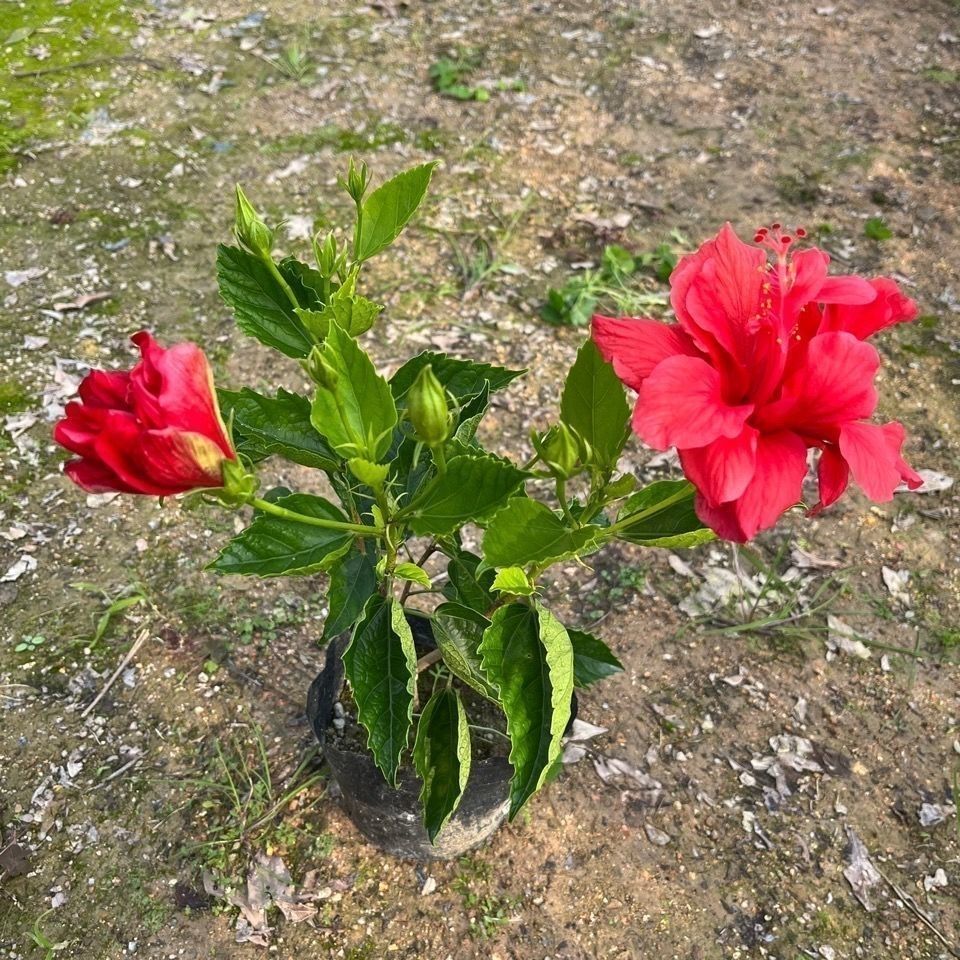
[413,688,471,842]
[210,494,353,576]
[390,352,524,404]
[491,566,536,596]
[310,321,398,461]
[404,455,527,536]
[217,244,314,358]
[864,216,893,241]
[560,338,629,469]
[356,162,438,261]
[482,498,605,567]
[442,548,495,612]
[280,258,326,307]
[432,602,497,698]
[569,629,624,687]
[616,480,715,548]
[479,603,574,819]
[218,387,339,471]
[343,596,416,786]
[322,544,377,641]
[394,562,432,588]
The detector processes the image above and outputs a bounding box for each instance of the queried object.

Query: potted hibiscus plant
[54,161,921,858]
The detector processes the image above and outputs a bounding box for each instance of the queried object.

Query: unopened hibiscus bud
[234,185,274,258]
[340,157,369,203]
[407,365,450,447]
[53,332,236,497]
[303,347,339,389]
[535,422,580,479]
[313,231,338,277]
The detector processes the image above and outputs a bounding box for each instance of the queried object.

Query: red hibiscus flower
[593,223,923,542]
[54,331,235,496]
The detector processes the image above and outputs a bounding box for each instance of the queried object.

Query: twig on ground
[80,629,150,719]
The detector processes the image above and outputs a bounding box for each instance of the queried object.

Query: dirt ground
[1,1,959,958]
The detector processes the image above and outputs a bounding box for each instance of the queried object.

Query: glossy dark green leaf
[403,454,526,536]
[343,596,416,786]
[216,244,313,358]
[560,338,629,469]
[432,602,496,698]
[322,544,378,642]
[310,321,398,461]
[482,498,605,567]
[478,603,574,819]
[210,494,352,576]
[616,480,714,548]
[569,629,624,687]
[356,162,438,261]
[218,387,338,471]
[390,352,523,405]
[279,258,326,308]
[413,688,471,842]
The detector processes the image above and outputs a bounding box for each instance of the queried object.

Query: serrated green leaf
[432,602,496,698]
[348,457,389,489]
[479,603,573,819]
[390,352,524,404]
[210,494,353,576]
[413,688,471,842]
[616,480,714,548]
[394,562,432,588]
[217,245,314,358]
[218,387,339,471]
[491,566,535,596]
[569,629,624,687]
[560,338,629,469]
[442,549,496,612]
[482,498,606,567]
[343,596,416,786]
[403,455,527,536]
[280,258,326,307]
[322,544,378,642]
[310,321,398,461]
[356,162,438,261]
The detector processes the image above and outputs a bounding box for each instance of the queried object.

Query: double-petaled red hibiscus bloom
[54,332,235,496]
[593,223,923,542]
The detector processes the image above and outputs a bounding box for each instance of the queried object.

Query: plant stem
[416,648,443,673]
[264,256,301,312]
[250,497,382,537]
[607,481,695,535]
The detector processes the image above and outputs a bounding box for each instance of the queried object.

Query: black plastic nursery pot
[306,630,513,861]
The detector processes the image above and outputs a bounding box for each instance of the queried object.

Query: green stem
[606,481,695,536]
[250,497,381,537]
[264,256,301,311]
[431,443,447,476]
[555,478,574,525]
[352,199,363,263]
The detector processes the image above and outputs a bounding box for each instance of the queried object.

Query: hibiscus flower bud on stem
[407,365,451,449]
[532,422,580,480]
[303,347,340,390]
[234,185,275,259]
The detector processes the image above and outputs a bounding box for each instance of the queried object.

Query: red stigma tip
[754,233,764,243]
[782,236,792,245]
[795,226,807,238]
[771,222,781,230]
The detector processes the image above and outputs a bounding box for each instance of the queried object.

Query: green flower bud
[235,185,274,258]
[339,157,369,203]
[303,346,339,389]
[313,231,338,277]
[407,364,450,447]
[219,458,259,505]
[535,422,580,479]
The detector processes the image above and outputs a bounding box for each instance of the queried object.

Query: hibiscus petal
[591,315,698,390]
[682,224,767,362]
[695,431,808,542]
[77,369,132,409]
[757,331,879,435]
[633,355,754,450]
[129,331,234,457]
[808,444,849,515]
[63,458,139,494]
[820,277,917,340]
[817,275,877,305]
[839,420,921,501]
[53,403,110,458]
[679,426,759,506]
[138,429,230,489]
[780,248,828,323]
